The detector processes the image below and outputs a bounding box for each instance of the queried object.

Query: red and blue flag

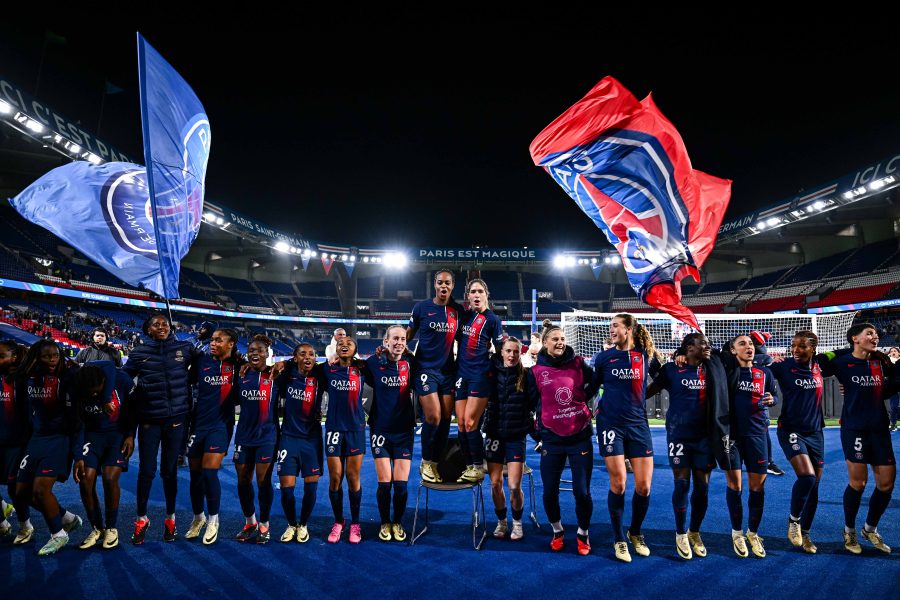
[530,76,731,328]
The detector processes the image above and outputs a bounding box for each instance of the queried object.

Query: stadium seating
[480,271,519,300]
[568,278,609,302]
[297,280,337,297]
[520,272,567,300]
[255,280,298,296]
[213,275,257,293]
[383,273,423,298]
[357,276,381,298]
[0,252,37,282]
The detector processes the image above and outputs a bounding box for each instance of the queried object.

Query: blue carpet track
[3,427,899,599]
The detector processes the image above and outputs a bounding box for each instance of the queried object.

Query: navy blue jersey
[321,363,366,431]
[363,355,415,433]
[78,367,135,435]
[456,309,504,380]
[192,354,237,431]
[823,354,891,431]
[234,370,278,446]
[409,299,460,371]
[19,372,77,437]
[770,358,824,432]
[732,366,777,437]
[593,348,652,426]
[653,362,707,439]
[0,374,29,445]
[276,363,323,438]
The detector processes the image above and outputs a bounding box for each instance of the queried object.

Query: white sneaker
[38,532,69,556]
[747,531,766,558]
[861,528,891,554]
[281,525,298,542]
[185,516,207,540]
[493,520,508,539]
[13,526,34,545]
[675,532,692,560]
[202,522,219,545]
[614,541,632,563]
[296,524,310,543]
[627,532,650,557]
[510,521,524,541]
[79,527,104,550]
[102,528,119,549]
[687,530,707,557]
[788,520,802,547]
[732,531,749,558]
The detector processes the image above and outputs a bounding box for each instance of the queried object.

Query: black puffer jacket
[123,334,196,422]
[483,357,534,439]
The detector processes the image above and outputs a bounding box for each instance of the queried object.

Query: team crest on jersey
[540,370,552,385]
[175,350,184,362]
[633,356,641,363]
[753,372,762,379]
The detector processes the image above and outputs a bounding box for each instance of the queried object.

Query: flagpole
[164,297,174,325]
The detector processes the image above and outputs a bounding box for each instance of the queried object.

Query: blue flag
[9,161,168,293]
[137,33,210,299]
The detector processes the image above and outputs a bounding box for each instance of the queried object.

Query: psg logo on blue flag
[100,168,157,256]
[179,114,210,235]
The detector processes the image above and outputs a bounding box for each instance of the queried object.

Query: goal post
[560,310,859,360]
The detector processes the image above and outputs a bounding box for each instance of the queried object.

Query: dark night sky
[1,12,898,249]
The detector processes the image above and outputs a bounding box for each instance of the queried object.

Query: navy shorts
[777,429,825,468]
[187,427,229,458]
[277,434,323,478]
[0,444,25,484]
[666,436,715,471]
[484,436,526,464]
[597,420,654,459]
[82,430,130,471]
[370,429,414,460]
[454,372,493,400]
[733,435,769,474]
[414,368,455,397]
[17,435,70,483]
[233,442,277,465]
[325,429,366,458]
[841,428,896,466]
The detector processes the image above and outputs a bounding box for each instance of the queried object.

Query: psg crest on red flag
[530,76,731,329]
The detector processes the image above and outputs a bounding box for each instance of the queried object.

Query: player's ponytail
[794,330,818,349]
[616,313,661,362]
[540,318,562,343]
[251,334,272,348]
[217,328,241,363]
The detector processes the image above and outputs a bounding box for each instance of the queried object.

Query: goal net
[560,310,859,360]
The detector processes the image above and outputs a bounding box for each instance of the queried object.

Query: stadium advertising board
[416,247,548,261]
[0,76,133,163]
[718,151,900,235]
[221,206,309,249]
